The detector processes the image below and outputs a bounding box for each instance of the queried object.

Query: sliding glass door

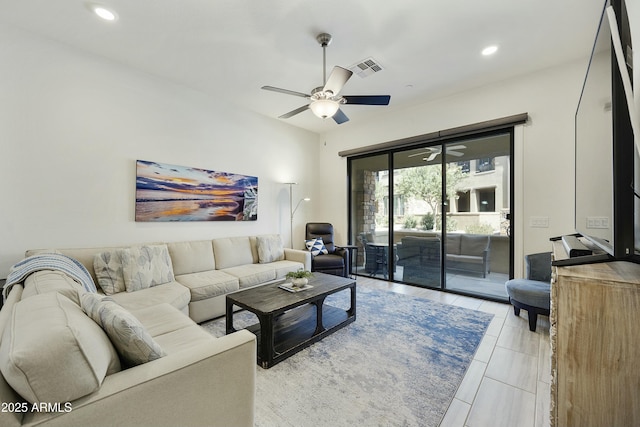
[442,134,512,299]
[349,131,513,302]
[349,153,392,279]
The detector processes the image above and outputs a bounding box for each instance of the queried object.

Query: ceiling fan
[408,145,467,161]
[261,33,391,124]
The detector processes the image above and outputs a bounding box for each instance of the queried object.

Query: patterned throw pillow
[305,238,329,256]
[119,245,175,292]
[94,250,126,295]
[256,235,285,263]
[81,292,166,367]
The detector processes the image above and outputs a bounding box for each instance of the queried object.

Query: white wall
[0,25,319,278]
[0,23,594,280]
[315,60,587,276]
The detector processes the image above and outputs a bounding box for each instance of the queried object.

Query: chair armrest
[23,331,257,427]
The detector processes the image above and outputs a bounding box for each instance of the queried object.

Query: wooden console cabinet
[550,241,640,427]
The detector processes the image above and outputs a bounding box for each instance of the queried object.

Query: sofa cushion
[221,264,277,288]
[81,293,166,367]
[22,270,83,305]
[256,235,285,264]
[167,240,216,276]
[129,303,196,337]
[129,304,215,354]
[94,249,127,295]
[0,293,121,404]
[270,260,306,280]
[460,234,489,257]
[213,237,254,269]
[175,270,239,302]
[108,281,190,313]
[120,245,175,292]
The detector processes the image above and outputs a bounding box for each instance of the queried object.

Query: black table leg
[225,300,236,334]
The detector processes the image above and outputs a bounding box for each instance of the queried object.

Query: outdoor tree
[395,164,468,230]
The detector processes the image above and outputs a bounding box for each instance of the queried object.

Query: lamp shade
[309,99,339,119]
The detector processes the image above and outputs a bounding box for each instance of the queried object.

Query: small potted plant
[286,269,313,287]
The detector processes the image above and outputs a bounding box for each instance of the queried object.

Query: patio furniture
[397,236,441,286]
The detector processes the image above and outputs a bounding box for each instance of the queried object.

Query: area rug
[201,287,493,427]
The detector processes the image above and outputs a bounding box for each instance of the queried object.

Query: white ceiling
[1,0,606,134]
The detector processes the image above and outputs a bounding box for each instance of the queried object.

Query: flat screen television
[573,0,639,264]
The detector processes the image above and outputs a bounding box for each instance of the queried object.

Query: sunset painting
[135,160,258,222]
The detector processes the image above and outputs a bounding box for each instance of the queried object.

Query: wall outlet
[530,216,549,228]
[586,216,610,229]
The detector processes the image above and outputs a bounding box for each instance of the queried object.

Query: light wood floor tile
[477,300,510,318]
[504,308,532,327]
[537,335,551,384]
[485,346,538,393]
[474,334,497,363]
[466,377,536,427]
[455,360,487,404]
[496,324,540,356]
[440,398,471,427]
[535,380,551,427]
[485,315,505,337]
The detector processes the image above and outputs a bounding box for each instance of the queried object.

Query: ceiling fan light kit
[310,99,339,119]
[261,32,390,124]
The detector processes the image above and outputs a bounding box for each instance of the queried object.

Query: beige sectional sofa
[0,234,310,427]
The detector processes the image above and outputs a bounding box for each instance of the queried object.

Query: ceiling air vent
[349,57,384,78]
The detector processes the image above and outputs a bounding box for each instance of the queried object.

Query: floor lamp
[285,183,310,248]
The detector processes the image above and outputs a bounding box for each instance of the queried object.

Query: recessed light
[482,45,498,56]
[86,3,118,21]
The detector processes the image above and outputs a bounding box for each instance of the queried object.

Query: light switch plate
[530,216,549,228]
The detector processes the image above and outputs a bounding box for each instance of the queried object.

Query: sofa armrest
[284,248,312,271]
[24,330,257,427]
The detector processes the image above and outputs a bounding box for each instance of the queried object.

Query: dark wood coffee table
[226,272,356,368]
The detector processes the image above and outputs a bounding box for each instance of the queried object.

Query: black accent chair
[505,252,552,332]
[305,223,350,277]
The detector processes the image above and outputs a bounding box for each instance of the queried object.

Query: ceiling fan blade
[261,86,310,98]
[448,145,467,150]
[426,153,438,161]
[333,108,349,124]
[408,151,430,158]
[343,95,391,105]
[279,105,310,119]
[323,66,353,95]
[447,151,464,157]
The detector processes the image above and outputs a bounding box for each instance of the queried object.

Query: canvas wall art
[135,160,258,222]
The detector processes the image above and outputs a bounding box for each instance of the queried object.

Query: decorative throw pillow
[81,292,166,367]
[256,235,285,264]
[94,250,126,295]
[119,244,175,292]
[305,238,328,256]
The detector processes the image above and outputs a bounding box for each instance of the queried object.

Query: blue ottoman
[505,278,550,332]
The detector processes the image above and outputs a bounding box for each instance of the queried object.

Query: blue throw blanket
[3,253,97,299]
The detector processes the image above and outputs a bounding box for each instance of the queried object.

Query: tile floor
[357,276,551,427]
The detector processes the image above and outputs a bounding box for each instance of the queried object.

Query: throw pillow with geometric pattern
[305,238,328,256]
